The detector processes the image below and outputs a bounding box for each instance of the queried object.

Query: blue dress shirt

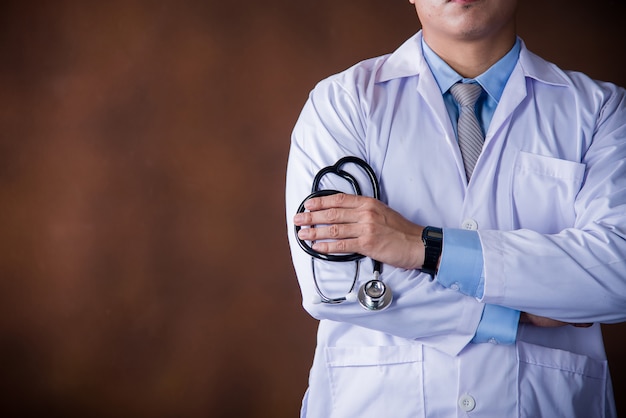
[422,38,522,344]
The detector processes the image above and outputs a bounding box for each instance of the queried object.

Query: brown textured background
[0,1,624,417]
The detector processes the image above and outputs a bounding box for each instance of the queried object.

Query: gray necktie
[450,83,484,181]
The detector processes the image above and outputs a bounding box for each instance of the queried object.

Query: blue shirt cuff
[472,304,520,345]
[438,228,520,344]
[437,228,484,298]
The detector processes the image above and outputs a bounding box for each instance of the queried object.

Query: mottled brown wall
[0,1,624,417]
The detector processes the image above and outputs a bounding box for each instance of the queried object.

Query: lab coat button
[461,219,478,230]
[458,394,476,412]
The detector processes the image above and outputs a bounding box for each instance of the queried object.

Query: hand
[520,312,593,328]
[293,193,424,270]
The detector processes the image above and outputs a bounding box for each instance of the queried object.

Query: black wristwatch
[421,226,443,277]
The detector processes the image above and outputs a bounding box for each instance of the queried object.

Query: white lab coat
[286,32,626,417]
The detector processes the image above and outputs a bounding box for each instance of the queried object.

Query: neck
[423,30,516,78]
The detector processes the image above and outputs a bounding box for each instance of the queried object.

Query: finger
[311,237,360,255]
[297,223,360,242]
[294,207,357,227]
[303,193,366,211]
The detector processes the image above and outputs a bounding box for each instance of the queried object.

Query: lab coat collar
[376,31,427,83]
[376,31,570,88]
[516,41,570,87]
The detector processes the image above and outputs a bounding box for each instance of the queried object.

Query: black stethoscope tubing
[294,157,391,309]
[294,156,382,269]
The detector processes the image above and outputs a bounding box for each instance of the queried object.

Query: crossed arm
[293,192,590,328]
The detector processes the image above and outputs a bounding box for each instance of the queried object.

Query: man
[286,0,626,416]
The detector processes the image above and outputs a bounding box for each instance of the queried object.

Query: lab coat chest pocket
[511,151,586,232]
[517,341,608,417]
[325,345,424,418]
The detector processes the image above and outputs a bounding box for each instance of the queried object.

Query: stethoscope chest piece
[357,279,393,311]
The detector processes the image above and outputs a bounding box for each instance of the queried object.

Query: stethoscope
[294,156,393,311]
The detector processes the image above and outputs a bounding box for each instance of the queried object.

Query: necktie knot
[450,82,482,108]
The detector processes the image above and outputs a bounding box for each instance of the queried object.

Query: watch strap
[422,226,443,276]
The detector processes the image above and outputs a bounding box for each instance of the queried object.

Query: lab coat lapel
[485,64,528,142]
[377,30,465,185]
[416,67,467,188]
[467,58,529,202]
[484,40,567,143]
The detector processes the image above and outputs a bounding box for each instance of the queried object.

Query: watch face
[427,230,443,240]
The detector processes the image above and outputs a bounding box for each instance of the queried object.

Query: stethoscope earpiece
[345,291,358,303]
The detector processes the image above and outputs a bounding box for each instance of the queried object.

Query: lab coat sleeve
[479,82,626,323]
[286,77,486,356]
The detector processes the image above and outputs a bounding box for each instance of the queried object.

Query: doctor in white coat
[286,0,626,416]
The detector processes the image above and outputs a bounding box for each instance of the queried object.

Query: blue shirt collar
[422,38,521,103]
